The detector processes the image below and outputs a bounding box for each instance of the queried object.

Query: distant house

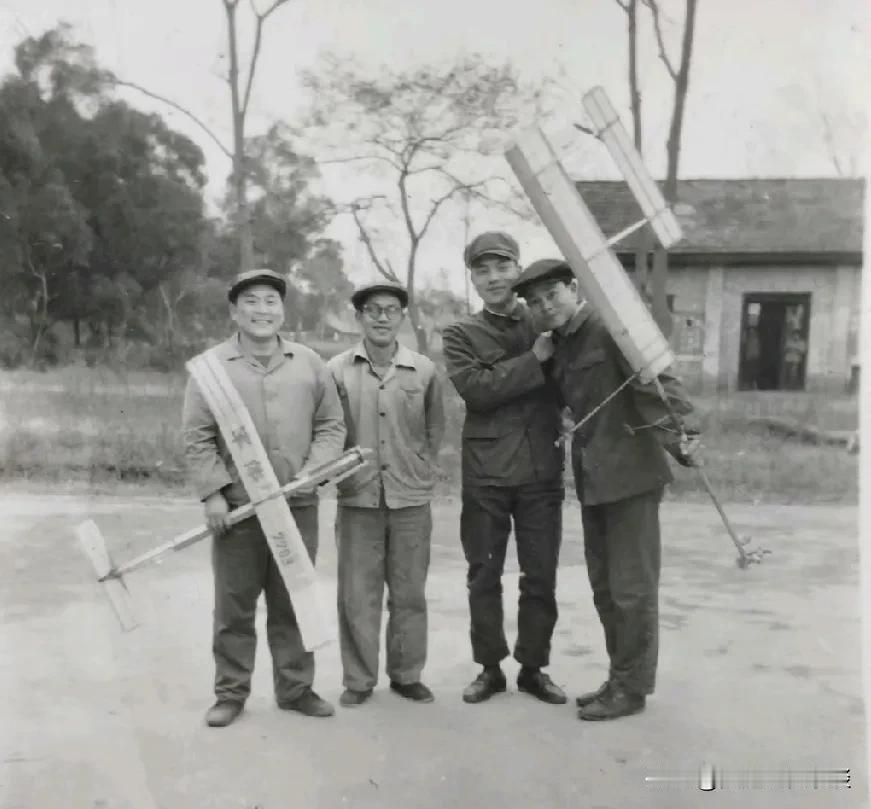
[578,178,864,393]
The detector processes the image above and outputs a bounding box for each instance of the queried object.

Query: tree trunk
[624,0,648,297]
[402,219,430,355]
[665,0,698,205]
[224,0,254,272]
[29,267,50,363]
[649,0,698,341]
[405,289,429,355]
[633,228,651,301]
[627,0,642,153]
[650,245,671,336]
[73,318,81,347]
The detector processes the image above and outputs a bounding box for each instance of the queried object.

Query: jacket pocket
[395,379,426,447]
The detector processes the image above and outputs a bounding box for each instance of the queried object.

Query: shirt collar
[221,333,295,361]
[556,301,590,338]
[483,300,525,322]
[352,340,417,370]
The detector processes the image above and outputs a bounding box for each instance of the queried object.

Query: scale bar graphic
[644,764,851,791]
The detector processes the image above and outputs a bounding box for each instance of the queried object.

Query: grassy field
[0,366,858,504]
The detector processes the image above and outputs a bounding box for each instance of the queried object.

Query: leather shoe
[575,680,611,708]
[517,669,567,704]
[339,688,373,707]
[462,668,507,704]
[205,700,243,727]
[390,681,434,703]
[578,686,645,721]
[278,689,335,717]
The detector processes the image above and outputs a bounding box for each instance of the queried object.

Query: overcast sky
[0,0,867,297]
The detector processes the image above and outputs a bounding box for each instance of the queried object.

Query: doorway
[738,293,811,391]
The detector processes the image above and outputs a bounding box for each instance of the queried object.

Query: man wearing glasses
[327,282,446,707]
[442,233,567,706]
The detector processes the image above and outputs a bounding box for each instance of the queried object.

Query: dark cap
[463,231,519,268]
[351,282,409,310]
[228,268,287,303]
[512,258,575,298]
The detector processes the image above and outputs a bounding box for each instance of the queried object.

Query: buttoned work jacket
[327,342,445,509]
[551,305,697,506]
[442,305,563,487]
[182,334,347,508]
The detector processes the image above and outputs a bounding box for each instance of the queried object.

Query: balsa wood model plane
[505,86,770,569]
[77,344,374,646]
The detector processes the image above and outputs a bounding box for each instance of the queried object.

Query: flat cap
[351,282,409,310]
[228,268,287,303]
[463,231,519,268]
[512,258,575,298]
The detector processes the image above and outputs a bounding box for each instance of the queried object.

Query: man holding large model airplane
[512,258,699,721]
[182,268,346,727]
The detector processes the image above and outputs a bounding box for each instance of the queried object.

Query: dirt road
[0,492,865,808]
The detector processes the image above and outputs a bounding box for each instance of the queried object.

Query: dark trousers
[211,505,318,704]
[580,487,662,695]
[460,480,564,668]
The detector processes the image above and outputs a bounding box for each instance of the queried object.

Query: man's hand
[288,479,318,497]
[204,491,231,537]
[532,332,555,362]
[286,471,319,499]
[673,433,701,467]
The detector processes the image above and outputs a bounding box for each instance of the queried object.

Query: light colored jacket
[327,342,445,508]
[182,334,346,507]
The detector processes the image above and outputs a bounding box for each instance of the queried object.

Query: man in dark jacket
[513,258,698,721]
[442,233,567,706]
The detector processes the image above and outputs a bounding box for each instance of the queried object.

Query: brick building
[578,178,864,393]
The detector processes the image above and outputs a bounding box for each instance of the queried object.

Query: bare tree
[112,1,293,272]
[302,56,536,354]
[643,0,699,337]
[613,0,644,152]
[222,0,293,271]
[612,0,654,297]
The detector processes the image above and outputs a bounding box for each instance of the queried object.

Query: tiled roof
[575,178,864,256]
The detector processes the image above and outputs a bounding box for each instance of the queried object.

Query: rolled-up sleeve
[181,375,232,501]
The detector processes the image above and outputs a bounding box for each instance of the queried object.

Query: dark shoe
[575,680,611,708]
[278,689,335,718]
[517,669,567,705]
[205,700,243,727]
[339,688,373,707]
[462,668,507,704]
[578,686,646,721]
[390,681,434,703]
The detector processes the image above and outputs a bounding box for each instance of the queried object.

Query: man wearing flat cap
[327,282,445,708]
[442,233,567,706]
[513,258,698,721]
[182,268,346,727]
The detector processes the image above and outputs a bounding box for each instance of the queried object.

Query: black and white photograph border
[0,1,868,808]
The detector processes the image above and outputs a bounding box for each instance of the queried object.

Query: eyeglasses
[362,304,403,320]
